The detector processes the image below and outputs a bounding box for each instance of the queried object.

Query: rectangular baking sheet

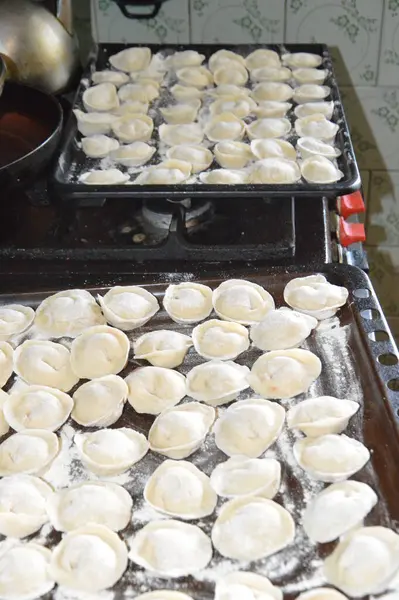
[52,43,361,202]
[1,264,398,600]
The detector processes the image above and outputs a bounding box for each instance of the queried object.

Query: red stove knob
[338,191,365,218]
[338,217,366,247]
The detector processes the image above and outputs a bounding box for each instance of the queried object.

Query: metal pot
[0,0,80,95]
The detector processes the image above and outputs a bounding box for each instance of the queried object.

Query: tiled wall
[74,0,399,342]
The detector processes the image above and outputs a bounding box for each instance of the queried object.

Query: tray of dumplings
[53,43,361,200]
[0,264,398,599]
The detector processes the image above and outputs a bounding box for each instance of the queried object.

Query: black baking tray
[52,43,361,202]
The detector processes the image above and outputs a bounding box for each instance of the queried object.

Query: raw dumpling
[125,366,186,415]
[250,158,301,184]
[303,480,378,543]
[295,114,339,140]
[0,304,34,340]
[246,49,281,70]
[293,433,370,482]
[35,288,105,338]
[212,496,295,561]
[324,526,399,597]
[295,100,334,119]
[160,101,201,124]
[214,141,252,169]
[0,430,59,476]
[293,84,330,104]
[209,49,246,72]
[133,162,190,185]
[205,113,245,142]
[186,360,249,406]
[144,459,217,519]
[166,145,213,173]
[80,169,130,185]
[207,84,251,99]
[112,114,154,143]
[297,137,341,159]
[83,83,119,112]
[176,66,213,88]
[247,117,291,139]
[50,524,128,592]
[0,540,54,599]
[211,455,281,499]
[249,348,321,399]
[169,50,205,69]
[212,279,275,324]
[134,330,192,368]
[210,97,256,119]
[192,319,249,360]
[287,396,359,436]
[110,141,155,167]
[72,375,128,427]
[130,67,165,84]
[129,519,212,577]
[199,169,247,184]
[215,571,282,600]
[109,47,151,72]
[252,82,293,102]
[295,589,347,600]
[293,68,328,84]
[73,109,117,136]
[113,100,149,115]
[0,475,52,538]
[70,325,129,379]
[301,155,343,184]
[159,123,203,146]
[75,427,149,475]
[98,285,159,330]
[214,398,285,457]
[148,402,215,459]
[282,52,323,68]
[0,391,9,437]
[14,340,78,392]
[214,63,248,86]
[92,70,129,87]
[0,342,13,388]
[4,385,73,432]
[251,138,296,161]
[170,84,204,101]
[163,282,212,324]
[250,66,291,82]
[81,134,119,158]
[253,100,292,118]
[47,481,132,532]
[250,307,317,350]
[135,594,193,600]
[284,274,349,319]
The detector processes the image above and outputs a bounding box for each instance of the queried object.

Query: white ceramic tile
[91,0,189,43]
[366,245,399,317]
[378,1,399,85]
[285,0,383,85]
[367,171,399,246]
[189,0,284,43]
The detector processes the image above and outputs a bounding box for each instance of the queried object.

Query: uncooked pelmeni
[98,285,159,330]
[186,361,249,407]
[130,66,165,84]
[207,84,251,99]
[169,50,205,69]
[214,141,252,169]
[47,481,132,532]
[144,459,217,519]
[192,319,249,360]
[111,113,154,143]
[205,113,245,142]
[0,390,9,437]
[295,589,347,600]
[250,308,317,351]
[210,97,256,119]
[249,349,322,399]
[128,519,212,577]
[133,330,192,369]
[210,455,281,499]
[246,49,281,70]
[250,66,291,82]
[14,340,78,392]
[214,63,248,86]
[215,571,283,600]
[160,101,201,124]
[0,430,59,476]
[92,70,129,87]
[251,138,296,161]
[297,137,341,160]
[209,49,246,73]
[149,402,215,459]
[70,325,129,379]
[282,52,323,68]
[4,385,73,432]
[73,109,117,136]
[35,288,105,338]
[294,100,334,119]
[135,593,193,600]
[80,169,130,185]
[133,162,191,185]
[50,524,128,593]
[199,169,248,184]
[253,100,292,118]
[159,123,203,146]
[284,274,349,319]
[295,115,339,141]
[72,375,128,427]
[113,100,149,115]
[75,427,148,476]
[324,526,399,597]
[176,66,213,88]
[213,279,274,325]
[170,84,204,101]
[294,433,370,482]
[0,475,52,538]
[252,82,293,103]
[301,155,343,184]
[81,134,119,158]
[293,67,328,84]
[250,158,301,184]
[82,83,119,112]
[0,540,54,600]
[125,366,186,415]
[109,47,151,72]
[293,84,330,104]
[287,395,359,436]
[214,398,285,457]
[246,117,291,140]
[110,141,155,167]
[212,496,295,561]
[303,480,378,543]
[166,144,213,173]
[0,342,13,388]
[0,304,34,341]
[163,282,212,324]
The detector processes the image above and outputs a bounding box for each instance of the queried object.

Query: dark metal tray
[52,43,361,202]
[1,264,398,599]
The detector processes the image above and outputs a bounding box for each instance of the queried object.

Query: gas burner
[140,199,214,231]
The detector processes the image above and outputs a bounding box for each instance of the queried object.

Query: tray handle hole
[388,378,399,392]
[369,330,389,342]
[353,288,370,299]
[378,353,399,366]
[360,308,380,320]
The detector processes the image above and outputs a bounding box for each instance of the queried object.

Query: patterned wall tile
[367,171,399,246]
[91,0,189,43]
[285,0,383,86]
[378,0,399,85]
[367,245,399,318]
[189,0,284,43]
